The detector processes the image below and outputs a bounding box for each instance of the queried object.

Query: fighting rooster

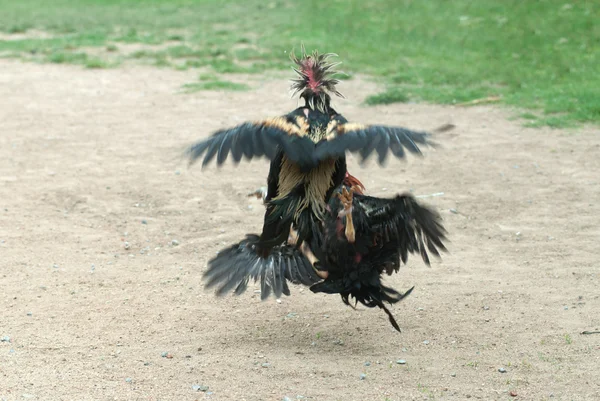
[204,183,447,331]
[186,47,434,269]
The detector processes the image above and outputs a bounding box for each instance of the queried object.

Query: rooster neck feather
[272,156,336,221]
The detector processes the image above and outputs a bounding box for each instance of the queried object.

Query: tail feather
[376,299,401,332]
[203,234,320,300]
[310,269,415,332]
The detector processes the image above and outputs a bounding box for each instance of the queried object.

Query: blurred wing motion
[203,234,320,300]
[316,121,433,165]
[185,116,319,170]
[185,113,436,171]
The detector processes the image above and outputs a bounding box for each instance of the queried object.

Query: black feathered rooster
[186,46,435,270]
[204,181,447,331]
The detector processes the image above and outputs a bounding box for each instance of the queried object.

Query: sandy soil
[1,59,599,401]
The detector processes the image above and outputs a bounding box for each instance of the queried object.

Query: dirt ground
[1,59,599,401]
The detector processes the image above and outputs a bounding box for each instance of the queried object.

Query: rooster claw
[336,187,354,214]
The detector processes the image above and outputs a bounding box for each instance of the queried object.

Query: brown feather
[273,156,336,221]
[335,122,368,135]
[260,117,306,137]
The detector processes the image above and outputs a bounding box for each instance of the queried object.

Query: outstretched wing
[315,120,434,164]
[353,193,447,266]
[185,115,319,170]
[203,234,321,300]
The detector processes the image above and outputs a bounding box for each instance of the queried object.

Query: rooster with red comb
[186,46,438,300]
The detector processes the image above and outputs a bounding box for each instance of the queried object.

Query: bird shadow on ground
[212,307,397,354]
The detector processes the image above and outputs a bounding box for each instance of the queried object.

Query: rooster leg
[344,212,355,243]
[287,227,328,279]
[247,186,268,203]
[300,241,328,279]
[336,187,356,243]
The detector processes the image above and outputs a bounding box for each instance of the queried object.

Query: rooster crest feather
[290,45,345,112]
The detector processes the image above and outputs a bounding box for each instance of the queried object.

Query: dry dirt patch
[0,60,599,400]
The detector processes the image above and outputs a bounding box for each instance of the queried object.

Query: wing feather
[375,128,391,164]
[200,134,223,167]
[388,133,406,159]
[315,122,433,164]
[217,131,234,165]
[351,193,447,269]
[229,131,244,163]
[202,235,321,300]
[186,116,319,170]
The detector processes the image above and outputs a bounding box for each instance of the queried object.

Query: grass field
[1,0,598,127]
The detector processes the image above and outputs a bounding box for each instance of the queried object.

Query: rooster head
[290,45,344,112]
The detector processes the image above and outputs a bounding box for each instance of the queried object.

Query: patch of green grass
[0,34,105,53]
[181,80,250,93]
[520,112,539,120]
[7,24,31,34]
[0,0,598,126]
[198,73,218,81]
[366,88,410,105]
[167,34,184,42]
[114,28,162,45]
[85,57,111,69]
[129,49,155,59]
[333,72,353,81]
[39,48,114,68]
[165,45,207,59]
[233,47,263,61]
[211,58,254,73]
[524,115,577,129]
[47,51,88,65]
[153,55,171,68]
[174,59,206,70]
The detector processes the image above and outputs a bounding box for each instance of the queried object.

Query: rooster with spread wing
[186,47,435,266]
[204,182,447,331]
